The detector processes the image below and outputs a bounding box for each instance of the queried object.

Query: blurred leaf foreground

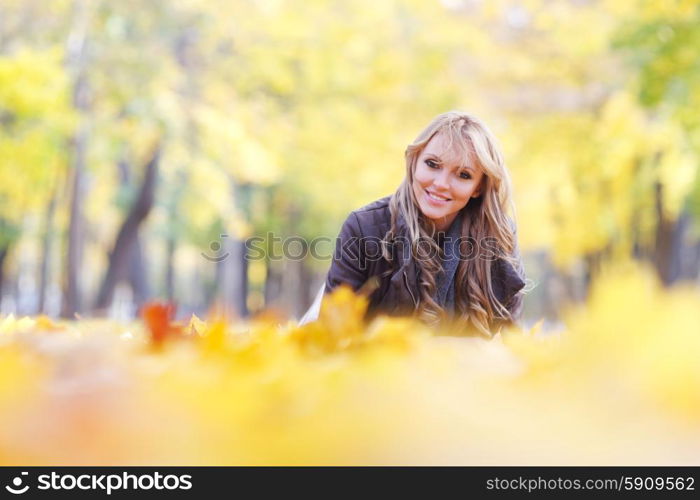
[0,263,699,465]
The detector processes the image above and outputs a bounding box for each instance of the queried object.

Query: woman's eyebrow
[425,153,474,171]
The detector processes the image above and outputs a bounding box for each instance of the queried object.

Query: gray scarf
[435,210,464,313]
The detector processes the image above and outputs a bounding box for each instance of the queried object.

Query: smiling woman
[413,132,485,231]
[318,111,526,337]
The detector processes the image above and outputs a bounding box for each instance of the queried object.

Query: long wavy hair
[382,111,521,336]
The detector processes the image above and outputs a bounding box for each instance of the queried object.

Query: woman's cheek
[413,171,427,188]
[415,166,432,187]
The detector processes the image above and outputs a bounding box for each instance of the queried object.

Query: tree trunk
[264,259,280,306]
[61,0,91,318]
[654,182,686,286]
[128,237,150,308]
[685,240,700,281]
[280,254,312,318]
[298,258,314,318]
[37,187,58,314]
[0,246,8,310]
[215,237,248,318]
[62,132,86,318]
[674,211,699,282]
[164,236,176,301]
[116,157,150,309]
[94,146,160,311]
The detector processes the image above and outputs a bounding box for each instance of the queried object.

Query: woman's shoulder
[352,195,392,216]
[344,195,393,237]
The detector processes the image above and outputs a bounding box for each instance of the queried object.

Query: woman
[316,111,525,337]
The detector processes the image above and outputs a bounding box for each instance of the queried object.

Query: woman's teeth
[426,190,449,201]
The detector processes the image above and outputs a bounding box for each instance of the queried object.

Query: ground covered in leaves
[1,264,699,465]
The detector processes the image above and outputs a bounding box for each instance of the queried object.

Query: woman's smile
[424,189,451,204]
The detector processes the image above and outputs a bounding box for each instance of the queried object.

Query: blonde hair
[383,111,520,336]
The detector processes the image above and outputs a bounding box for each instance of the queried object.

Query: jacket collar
[390,209,467,309]
[435,209,465,308]
[385,210,418,309]
[383,203,525,323]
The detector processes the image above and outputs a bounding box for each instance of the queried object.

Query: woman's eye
[459,171,472,180]
[425,159,438,169]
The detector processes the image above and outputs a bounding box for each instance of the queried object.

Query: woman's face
[412,132,485,232]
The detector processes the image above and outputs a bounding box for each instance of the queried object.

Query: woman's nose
[432,170,451,190]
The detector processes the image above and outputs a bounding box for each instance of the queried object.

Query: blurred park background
[1,0,699,326]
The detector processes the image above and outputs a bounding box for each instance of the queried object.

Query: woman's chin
[419,204,450,221]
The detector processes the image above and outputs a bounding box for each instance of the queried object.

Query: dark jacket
[324,196,526,332]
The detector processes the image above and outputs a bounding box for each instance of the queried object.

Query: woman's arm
[324,211,371,294]
[503,234,526,322]
[490,220,526,325]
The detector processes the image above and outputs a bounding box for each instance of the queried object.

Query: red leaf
[141,301,180,348]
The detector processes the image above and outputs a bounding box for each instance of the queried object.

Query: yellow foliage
[1,264,699,464]
[0,47,74,222]
[0,48,72,121]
